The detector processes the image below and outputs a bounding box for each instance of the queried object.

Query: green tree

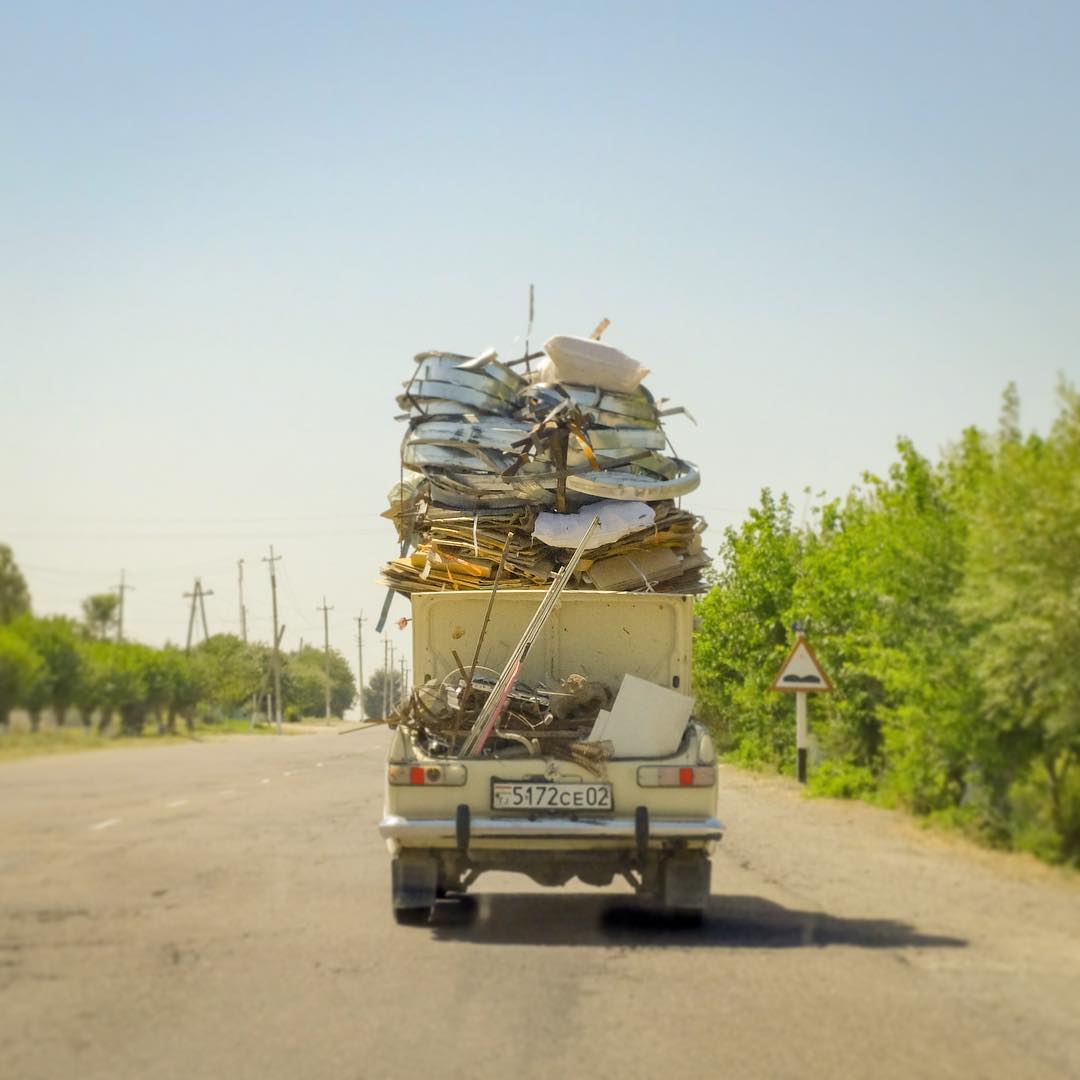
[0,544,31,623]
[327,649,358,716]
[82,593,120,641]
[689,384,1080,867]
[82,641,149,735]
[693,490,803,765]
[8,616,84,731]
[794,438,982,808]
[282,646,356,719]
[0,626,45,729]
[190,634,264,717]
[961,383,1080,862]
[362,668,403,721]
[162,646,202,733]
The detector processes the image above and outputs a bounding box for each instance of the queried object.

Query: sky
[2,2,1078,685]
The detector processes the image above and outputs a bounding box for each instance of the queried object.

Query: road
[2,729,1079,1080]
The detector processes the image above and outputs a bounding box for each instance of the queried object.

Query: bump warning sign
[770,635,833,693]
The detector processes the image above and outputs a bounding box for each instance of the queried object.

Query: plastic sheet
[534,500,655,550]
[539,335,650,393]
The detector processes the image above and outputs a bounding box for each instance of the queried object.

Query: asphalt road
[2,729,1079,1080]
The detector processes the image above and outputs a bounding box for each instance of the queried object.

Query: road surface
[2,729,1079,1080]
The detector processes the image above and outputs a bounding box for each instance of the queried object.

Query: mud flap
[392,853,439,910]
[661,856,711,913]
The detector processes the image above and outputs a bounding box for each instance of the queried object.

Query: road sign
[770,632,833,785]
[770,635,833,694]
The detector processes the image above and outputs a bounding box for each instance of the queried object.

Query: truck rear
[379,590,722,923]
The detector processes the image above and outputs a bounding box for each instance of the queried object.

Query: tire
[393,905,432,926]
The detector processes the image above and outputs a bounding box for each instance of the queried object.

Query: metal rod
[462,533,511,707]
[461,517,599,756]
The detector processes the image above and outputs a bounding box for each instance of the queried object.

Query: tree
[283,646,356,719]
[693,489,803,766]
[794,438,981,806]
[0,626,45,729]
[362,668,403,721]
[190,634,264,717]
[8,616,84,731]
[81,641,149,735]
[0,544,31,623]
[157,646,202,733]
[961,383,1080,862]
[82,593,120,641]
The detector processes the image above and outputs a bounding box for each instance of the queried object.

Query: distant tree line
[694,384,1080,866]
[0,549,357,733]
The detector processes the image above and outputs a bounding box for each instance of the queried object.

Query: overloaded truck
[376,331,718,923]
[379,589,723,923]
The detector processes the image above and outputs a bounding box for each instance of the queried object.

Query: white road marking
[220,789,237,796]
[90,818,120,831]
[166,799,188,809]
[283,770,297,776]
[260,778,271,785]
[316,762,324,768]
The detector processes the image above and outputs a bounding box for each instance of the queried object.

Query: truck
[378,589,723,923]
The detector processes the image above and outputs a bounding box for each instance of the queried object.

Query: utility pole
[356,613,366,721]
[400,656,407,702]
[263,547,283,734]
[198,580,213,641]
[185,582,197,652]
[382,635,389,719]
[237,559,248,643]
[183,578,213,651]
[317,596,334,721]
[389,641,396,713]
[114,570,134,642]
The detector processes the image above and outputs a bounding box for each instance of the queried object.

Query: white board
[586,674,694,757]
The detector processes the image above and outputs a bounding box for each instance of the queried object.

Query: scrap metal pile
[401,671,618,767]
[379,333,710,595]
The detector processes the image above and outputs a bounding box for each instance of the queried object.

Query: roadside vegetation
[694,383,1080,867]
[0,551,357,750]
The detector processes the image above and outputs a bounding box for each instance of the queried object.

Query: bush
[807,760,878,800]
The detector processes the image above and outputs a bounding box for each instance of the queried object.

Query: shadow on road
[426,893,967,950]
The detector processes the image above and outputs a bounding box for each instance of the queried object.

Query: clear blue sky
[2,2,1078,677]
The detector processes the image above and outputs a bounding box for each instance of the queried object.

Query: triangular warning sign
[770,636,833,693]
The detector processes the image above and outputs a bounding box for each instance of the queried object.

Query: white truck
[379,590,723,923]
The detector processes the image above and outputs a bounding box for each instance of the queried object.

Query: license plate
[492,781,613,812]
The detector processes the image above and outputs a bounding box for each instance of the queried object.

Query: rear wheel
[393,905,432,926]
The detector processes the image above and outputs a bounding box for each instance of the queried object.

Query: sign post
[770,626,833,784]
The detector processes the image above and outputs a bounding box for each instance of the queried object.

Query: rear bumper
[379,813,725,843]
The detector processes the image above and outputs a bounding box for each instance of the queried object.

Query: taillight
[637,765,716,788]
[387,763,467,787]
